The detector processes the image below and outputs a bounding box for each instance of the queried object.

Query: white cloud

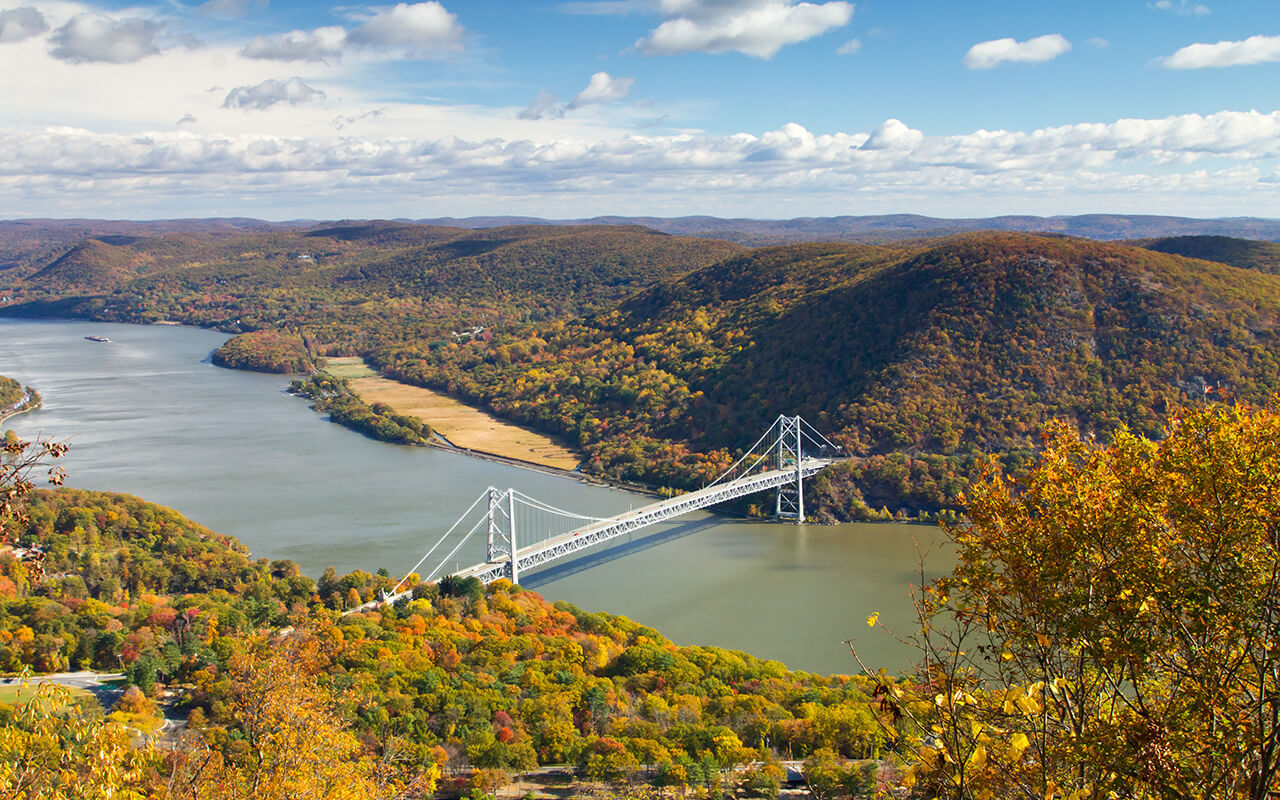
[1149,0,1210,16]
[346,2,464,58]
[0,6,47,44]
[964,33,1070,69]
[569,72,635,108]
[241,26,345,62]
[222,77,325,110]
[7,109,1280,217]
[860,118,922,150]
[48,13,166,64]
[1162,34,1280,69]
[637,0,854,59]
[1086,37,1109,48]
[835,37,860,54]
[177,113,197,125]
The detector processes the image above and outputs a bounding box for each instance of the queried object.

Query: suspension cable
[426,514,488,583]
[389,488,496,596]
[705,415,785,487]
[510,490,606,522]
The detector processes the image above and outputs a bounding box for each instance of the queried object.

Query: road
[1,670,126,706]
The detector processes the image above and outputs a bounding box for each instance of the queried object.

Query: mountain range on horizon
[4,213,1280,249]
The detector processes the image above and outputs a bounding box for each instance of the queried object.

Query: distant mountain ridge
[5,214,1280,251]
[416,214,1280,245]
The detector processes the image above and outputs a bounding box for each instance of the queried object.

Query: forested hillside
[9,224,1280,519]
[375,233,1280,517]
[0,486,888,793]
[2,223,741,334]
[1135,234,1280,275]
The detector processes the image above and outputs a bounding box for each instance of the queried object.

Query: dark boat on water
[84,335,111,342]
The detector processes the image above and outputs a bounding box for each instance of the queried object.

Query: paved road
[2,671,126,706]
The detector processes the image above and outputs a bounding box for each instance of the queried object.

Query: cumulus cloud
[569,72,635,108]
[1149,0,1210,15]
[1162,34,1280,69]
[9,109,1280,207]
[346,2,464,58]
[222,77,325,110]
[637,0,854,59]
[242,26,345,62]
[963,33,1070,69]
[519,89,563,120]
[196,0,268,17]
[860,118,923,150]
[48,13,165,64]
[0,6,47,44]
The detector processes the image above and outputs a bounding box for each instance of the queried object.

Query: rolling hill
[1134,234,1280,275]
[379,232,1280,516]
[2,223,743,335]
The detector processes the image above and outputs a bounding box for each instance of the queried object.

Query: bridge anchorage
[367,415,844,608]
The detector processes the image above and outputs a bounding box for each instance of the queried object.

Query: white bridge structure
[367,415,843,608]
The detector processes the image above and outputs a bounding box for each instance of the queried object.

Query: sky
[2,0,1280,220]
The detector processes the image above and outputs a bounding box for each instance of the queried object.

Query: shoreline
[0,391,40,425]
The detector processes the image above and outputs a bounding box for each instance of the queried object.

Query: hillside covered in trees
[8,222,1280,519]
[375,233,1280,517]
[0,485,890,795]
[1,222,741,337]
[1134,234,1280,275]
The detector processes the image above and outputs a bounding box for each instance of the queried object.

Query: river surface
[0,318,946,674]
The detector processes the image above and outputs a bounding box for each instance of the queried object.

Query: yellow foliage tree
[169,630,437,800]
[867,400,1280,798]
[0,679,161,799]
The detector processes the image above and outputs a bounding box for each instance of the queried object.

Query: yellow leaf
[1008,732,1030,759]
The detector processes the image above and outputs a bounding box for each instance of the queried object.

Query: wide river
[0,318,946,675]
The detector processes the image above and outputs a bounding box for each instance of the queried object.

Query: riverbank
[0,385,40,425]
[329,358,582,471]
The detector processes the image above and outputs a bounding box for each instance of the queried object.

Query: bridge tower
[484,487,519,584]
[774,415,805,522]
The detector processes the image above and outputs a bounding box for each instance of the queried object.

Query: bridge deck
[454,457,839,585]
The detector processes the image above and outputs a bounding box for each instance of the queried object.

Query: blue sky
[1,0,1279,219]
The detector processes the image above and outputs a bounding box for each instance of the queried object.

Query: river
[0,318,946,675]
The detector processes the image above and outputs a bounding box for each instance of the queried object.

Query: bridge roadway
[353,456,842,612]
[455,456,839,585]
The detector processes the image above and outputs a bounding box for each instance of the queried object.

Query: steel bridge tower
[485,487,519,584]
[774,414,805,521]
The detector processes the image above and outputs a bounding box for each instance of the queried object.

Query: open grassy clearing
[338,367,582,470]
[322,355,378,379]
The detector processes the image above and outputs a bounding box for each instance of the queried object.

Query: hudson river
[0,318,946,674]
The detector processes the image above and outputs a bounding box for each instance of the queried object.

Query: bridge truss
[372,415,843,605]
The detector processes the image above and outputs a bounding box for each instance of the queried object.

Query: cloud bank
[6,108,1280,216]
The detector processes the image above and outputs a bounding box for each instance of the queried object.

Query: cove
[0,318,946,674]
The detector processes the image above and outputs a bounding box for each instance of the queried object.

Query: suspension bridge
[359,415,844,610]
